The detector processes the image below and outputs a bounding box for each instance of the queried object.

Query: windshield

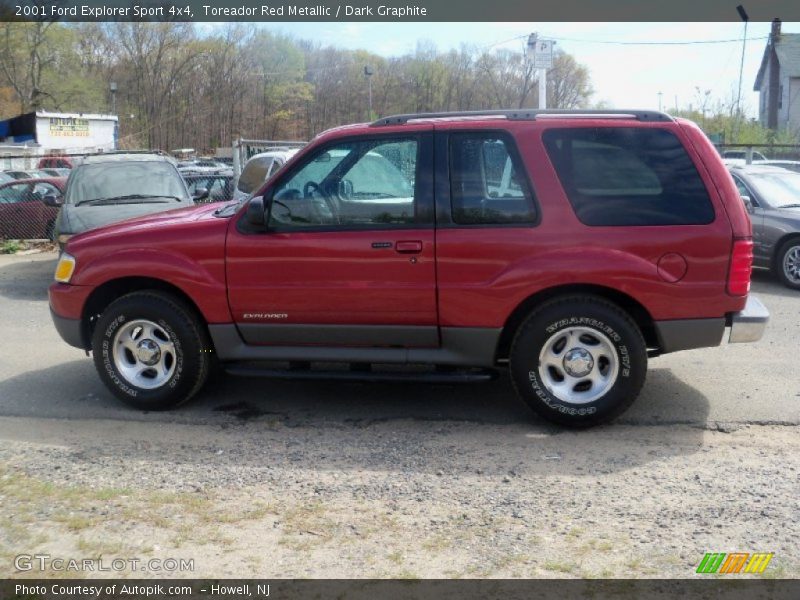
[66,161,189,205]
[748,172,800,209]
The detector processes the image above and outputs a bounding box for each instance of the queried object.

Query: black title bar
[2,0,800,22]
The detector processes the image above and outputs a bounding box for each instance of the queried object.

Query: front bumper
[728,295,769,343]
[50,308,87,350]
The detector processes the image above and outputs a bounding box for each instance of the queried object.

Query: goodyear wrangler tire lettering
[91,292,211,411]
[509,295,647,427]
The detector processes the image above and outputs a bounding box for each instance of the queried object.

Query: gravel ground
[0,416,797,578]
[0,252,798,579]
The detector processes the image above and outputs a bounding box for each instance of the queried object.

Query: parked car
[721,149,768,162]
[233,148,300,203]
[39,155,82,170]
[177,159,228,174]
[758,159,800,174]
[4,169,49,180]
[53,153,195,248]
[0,177,66,240]
[49,109,768,427]
[729,164,800,289]
[182,171,234,203]
[40,167,72,178]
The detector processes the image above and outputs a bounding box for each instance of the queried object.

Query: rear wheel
[776,239,800,290]
[91,291,212,410]
[509,296,647,427]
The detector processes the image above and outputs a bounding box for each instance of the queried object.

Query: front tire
[776,239,800,290]
[91,291,212,410]
[509,296,647,427]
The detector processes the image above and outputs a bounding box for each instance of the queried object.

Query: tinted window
[449,134,536,225]
[270,139,417,229]
[238,157,273,195]
[543,128,715,226]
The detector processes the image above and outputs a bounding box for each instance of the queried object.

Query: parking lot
[0,250,798,578]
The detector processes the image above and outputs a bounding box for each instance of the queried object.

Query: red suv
[49,110,769,426]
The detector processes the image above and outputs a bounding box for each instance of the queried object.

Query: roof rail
[370,109,672,127]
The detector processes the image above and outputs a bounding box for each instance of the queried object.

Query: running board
[225,365,499,384]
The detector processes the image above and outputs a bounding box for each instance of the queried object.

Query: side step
[225,365,499,384]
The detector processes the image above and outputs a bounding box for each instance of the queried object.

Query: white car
[233,148,300,203]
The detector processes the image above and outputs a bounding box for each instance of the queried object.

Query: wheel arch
[80,277,210,349]
[772,233,800,268]
[495,284,658,361]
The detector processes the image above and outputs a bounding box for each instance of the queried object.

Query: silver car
[729,164,800,289]
[54,153,195,248]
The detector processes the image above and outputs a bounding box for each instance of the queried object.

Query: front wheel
[92,291,212,410]
[777,239,800,290]
[509,296,647,427]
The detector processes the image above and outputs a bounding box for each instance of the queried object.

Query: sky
[237,21,800,118]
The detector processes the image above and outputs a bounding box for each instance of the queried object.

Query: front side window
[449,134,536,225]
[269,138,417,229]
[0,184,25,203]
[543,127,715,226]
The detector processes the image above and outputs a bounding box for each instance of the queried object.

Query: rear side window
[542,127,714,226]
[449,134,536,225]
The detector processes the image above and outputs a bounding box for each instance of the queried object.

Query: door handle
[395,240,423,254]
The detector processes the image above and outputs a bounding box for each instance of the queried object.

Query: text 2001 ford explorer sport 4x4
[49,110,769,427]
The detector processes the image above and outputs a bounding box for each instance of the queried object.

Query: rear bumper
[728,295,769,343]
[653,295,768,353]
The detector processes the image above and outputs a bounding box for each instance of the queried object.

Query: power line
[484,33,770,49]
[539,34,769,46]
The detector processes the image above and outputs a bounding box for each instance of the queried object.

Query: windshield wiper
[76,194,183,206]
[779,203,800,209]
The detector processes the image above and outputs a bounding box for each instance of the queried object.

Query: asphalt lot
[0,251,797,427]
[0,251,798,578]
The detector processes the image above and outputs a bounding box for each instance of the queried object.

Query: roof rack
[370,109,672,127]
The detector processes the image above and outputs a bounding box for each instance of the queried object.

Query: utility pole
[657,91,663,112]
[109,81,117,114]
[364,65,373,120]
[735,4,749,141]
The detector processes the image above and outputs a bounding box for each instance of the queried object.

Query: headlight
[57,234,73,245]
[54,253,76,283]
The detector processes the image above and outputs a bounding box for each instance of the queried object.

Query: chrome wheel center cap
[136,339,161,366]
[563,348,594,377]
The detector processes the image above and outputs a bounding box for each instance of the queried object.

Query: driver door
[226,132,437,347]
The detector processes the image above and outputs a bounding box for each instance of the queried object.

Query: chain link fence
[0,150,236,241]
[0,150,86,242]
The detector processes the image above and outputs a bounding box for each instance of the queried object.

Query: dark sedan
[0,177,66,240]
[729,164,800,289]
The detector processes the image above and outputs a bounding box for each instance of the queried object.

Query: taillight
[727,239,753,296]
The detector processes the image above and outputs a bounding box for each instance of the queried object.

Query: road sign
[533,40,554,69]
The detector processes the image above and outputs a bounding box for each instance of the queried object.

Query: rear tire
[509,296,647,427]
[776,239,800,290]
[91,291,212,410]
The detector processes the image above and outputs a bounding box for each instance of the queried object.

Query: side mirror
[741,195,755,214]
[246,195,266,226]
[43,194,63,207]
[192,187,209,201]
